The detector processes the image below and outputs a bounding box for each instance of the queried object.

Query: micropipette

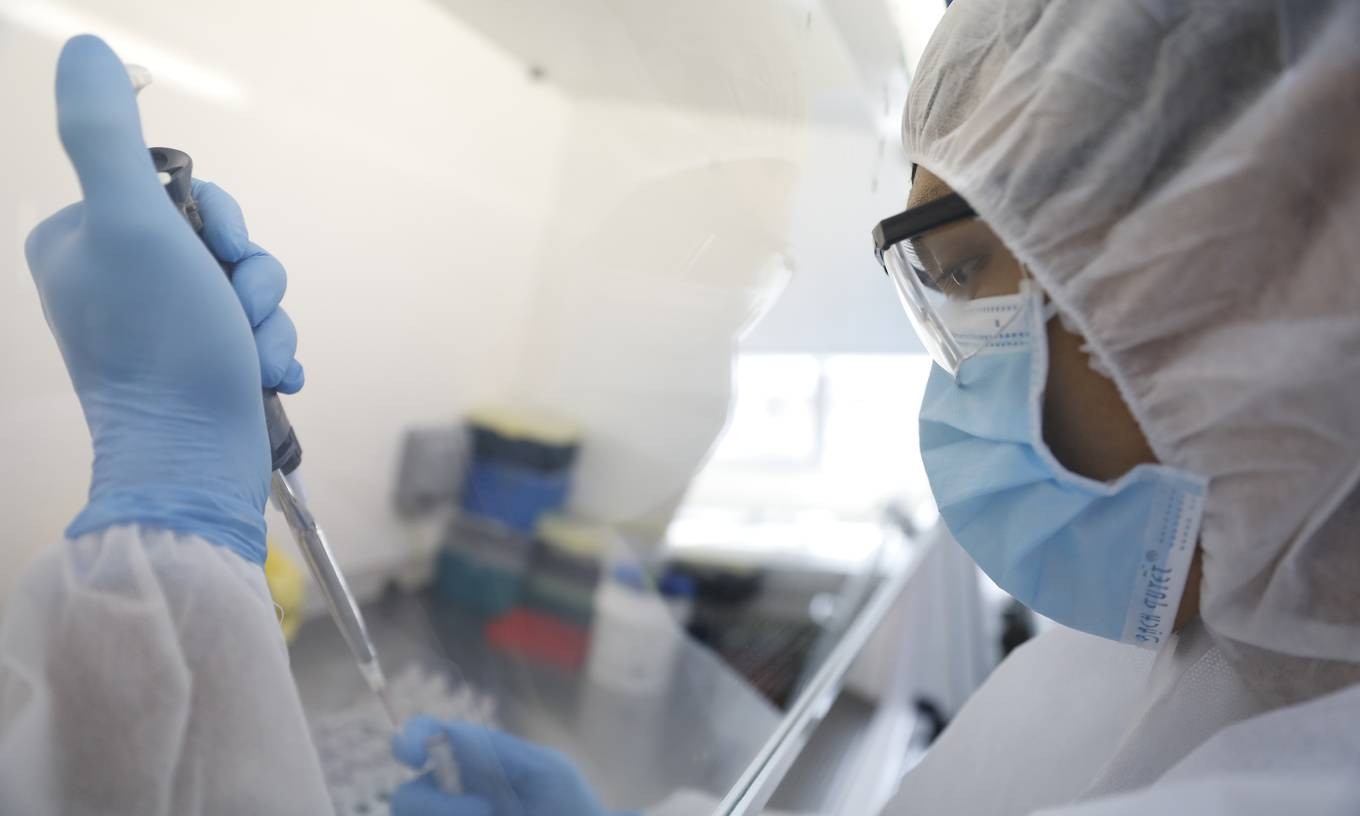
[270,466,400,729]
[130,66,400,730]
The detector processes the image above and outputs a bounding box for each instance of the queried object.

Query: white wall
[0,0,569,598]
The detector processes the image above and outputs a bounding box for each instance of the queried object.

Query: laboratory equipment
[477,515,611,670]
[389,717,614,816]
[585,563,683,696]
[460,407,581,534]
[434,515,535,617]
[272,469,401,724]
[425,732,462,794]
[658,571,697,627]
[521,515,605,627]
[393,426,467,517]
[871,193,1025,377]
[132,65,399,727]
[485,605,592,671]
[311,663,495,813]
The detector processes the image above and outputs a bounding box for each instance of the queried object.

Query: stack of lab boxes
[434,409,580,618]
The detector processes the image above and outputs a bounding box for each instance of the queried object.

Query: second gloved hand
[25,35,303,564]
[390,717,634,816]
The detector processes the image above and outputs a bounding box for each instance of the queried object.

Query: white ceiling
[428,0,920,126]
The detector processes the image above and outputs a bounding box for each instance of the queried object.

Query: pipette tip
[358,659,401,731]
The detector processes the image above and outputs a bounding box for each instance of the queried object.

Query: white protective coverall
[885,0,1360,814]
[0,527,331,814]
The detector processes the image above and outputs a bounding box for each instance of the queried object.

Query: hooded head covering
[903,0,1360,675]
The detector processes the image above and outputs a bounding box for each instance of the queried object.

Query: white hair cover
[903,0,1360,676]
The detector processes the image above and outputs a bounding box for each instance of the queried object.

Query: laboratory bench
[290,520,968,815]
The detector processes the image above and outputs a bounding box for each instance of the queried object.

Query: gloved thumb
[55,35,162,216]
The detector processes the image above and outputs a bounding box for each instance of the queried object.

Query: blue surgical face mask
[919,286,1207,648]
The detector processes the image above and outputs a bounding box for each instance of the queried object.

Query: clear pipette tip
[361,658,461,792]
[359,658,401,731]
[125,64,152,94]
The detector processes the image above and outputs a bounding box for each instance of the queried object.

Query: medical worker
[3,0,1359,814]
[875,1,1360,813]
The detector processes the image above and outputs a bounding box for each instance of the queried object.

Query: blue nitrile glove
[391,717,634,816]
[24,35,303,564]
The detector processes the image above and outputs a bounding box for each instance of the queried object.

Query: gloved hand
[390,717,629,816]
[24,35,302,564]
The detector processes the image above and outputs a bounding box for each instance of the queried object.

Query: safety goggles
[872,193,1028,376]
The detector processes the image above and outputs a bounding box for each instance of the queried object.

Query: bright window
[682,353,935,522]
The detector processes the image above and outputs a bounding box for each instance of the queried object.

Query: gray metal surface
[290,527,915,813]
[291,587,781,812]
